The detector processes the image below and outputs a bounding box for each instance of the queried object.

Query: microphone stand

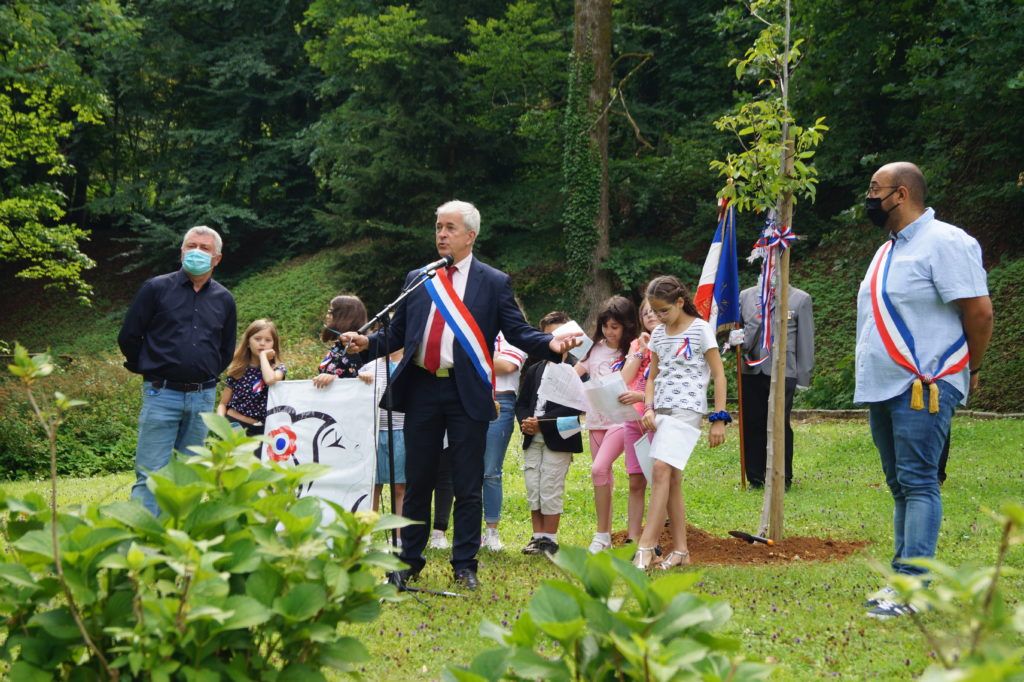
[355,270,469,599]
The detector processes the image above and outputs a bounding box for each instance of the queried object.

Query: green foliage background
[2,0,1022,477]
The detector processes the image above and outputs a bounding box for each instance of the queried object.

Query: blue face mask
[182,248,213,276]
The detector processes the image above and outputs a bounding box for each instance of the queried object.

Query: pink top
[625,338,652,416]
[579,339,625,429]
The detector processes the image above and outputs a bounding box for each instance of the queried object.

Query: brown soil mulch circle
[611,525,868,566]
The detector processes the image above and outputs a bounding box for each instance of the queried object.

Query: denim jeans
[869,380,960,575]
[482,392,517,524]
[131,384,215,516]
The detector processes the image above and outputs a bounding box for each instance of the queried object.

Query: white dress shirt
[416,253,474,369]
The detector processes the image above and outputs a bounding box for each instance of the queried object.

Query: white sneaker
[482,528,503,552]
[588,532,612,554]
[429,529,449,549]
[863,585,897,607]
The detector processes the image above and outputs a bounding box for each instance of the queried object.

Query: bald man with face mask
[855,162,992,619]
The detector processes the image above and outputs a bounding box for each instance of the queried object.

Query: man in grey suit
[739,284,815,489]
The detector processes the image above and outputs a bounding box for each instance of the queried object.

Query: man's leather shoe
[386,569,418,591]
[453,568,480,591]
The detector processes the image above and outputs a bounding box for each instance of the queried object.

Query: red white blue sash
[869,239,969,386]
[423,268,495,390]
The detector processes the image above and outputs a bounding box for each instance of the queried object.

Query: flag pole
[736,338,746,489]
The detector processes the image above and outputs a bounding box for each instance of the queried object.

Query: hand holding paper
[583,373,640,423]
[550,320,593,361]
[550,330,584,355]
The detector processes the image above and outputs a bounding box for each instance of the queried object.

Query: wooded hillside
[2,0,1022,476]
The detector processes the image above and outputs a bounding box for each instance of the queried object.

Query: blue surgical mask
[182,248,213,275]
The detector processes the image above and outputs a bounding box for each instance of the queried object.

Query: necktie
[423,265,456,372]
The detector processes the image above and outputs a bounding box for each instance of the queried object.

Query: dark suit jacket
[362,256,560,422]
[515,361,584,453]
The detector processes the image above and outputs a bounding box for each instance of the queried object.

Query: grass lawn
[3,417,1021,680]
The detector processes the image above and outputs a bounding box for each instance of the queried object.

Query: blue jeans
[131,384,215,516]
[482,392,517,524]
[376,429,407,484]
[869,380,960,576]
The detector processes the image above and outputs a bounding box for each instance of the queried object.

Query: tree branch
[25,388,118,680]
[586,52,652,138]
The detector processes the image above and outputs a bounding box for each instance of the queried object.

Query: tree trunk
[573,0,612,328]
[758,133,794,541]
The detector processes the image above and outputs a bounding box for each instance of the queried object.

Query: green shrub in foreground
[875,503,1024,681]
[446,545,773,681]
[0,411,407,680]
[0,354,139,480]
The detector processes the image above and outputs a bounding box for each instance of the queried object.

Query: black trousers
[433,449,453,532]
[740,373,796,486]
[399,367,487,574]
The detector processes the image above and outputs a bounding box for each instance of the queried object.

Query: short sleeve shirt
[626,337,652,417]
[494,332,525,393]
[225,364,286,421]
[364,358,405,430]
[649,318,717,414]
[854,209,988,405]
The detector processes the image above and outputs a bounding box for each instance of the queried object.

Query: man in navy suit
[341,200,581,590]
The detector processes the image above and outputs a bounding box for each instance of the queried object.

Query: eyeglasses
[866,184,899,197]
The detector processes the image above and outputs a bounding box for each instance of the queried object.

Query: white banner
[262,379,376,523]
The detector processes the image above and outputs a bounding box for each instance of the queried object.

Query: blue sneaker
[866,599,919,619]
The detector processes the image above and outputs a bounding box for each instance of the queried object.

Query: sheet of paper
[649,415,702,471]
[633,432,653,483]
[550,319,593,361]
[536,362,589,413]
[582,372,640,424]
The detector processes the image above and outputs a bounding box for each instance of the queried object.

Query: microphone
[418,253,454,275]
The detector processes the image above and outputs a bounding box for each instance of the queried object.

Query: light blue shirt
[854,208,988,405]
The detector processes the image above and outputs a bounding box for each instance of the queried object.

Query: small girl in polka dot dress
[217,319,287,437]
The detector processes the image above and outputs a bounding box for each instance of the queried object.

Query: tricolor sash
[869,239,969,412]
[423,268,495,392]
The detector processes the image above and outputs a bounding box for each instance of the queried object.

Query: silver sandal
[632,546,656,570]
[658,549,690,570]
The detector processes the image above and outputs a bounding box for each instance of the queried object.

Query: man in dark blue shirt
[118,226,236,515]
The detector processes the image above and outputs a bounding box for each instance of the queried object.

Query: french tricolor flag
[694,198,741,333]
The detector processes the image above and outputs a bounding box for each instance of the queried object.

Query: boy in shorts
[515,312,584,555]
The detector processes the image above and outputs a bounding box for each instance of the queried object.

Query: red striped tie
[423,265,456,373]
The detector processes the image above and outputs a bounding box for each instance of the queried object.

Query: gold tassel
[929,382,939,414]
[910,378,924,410]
